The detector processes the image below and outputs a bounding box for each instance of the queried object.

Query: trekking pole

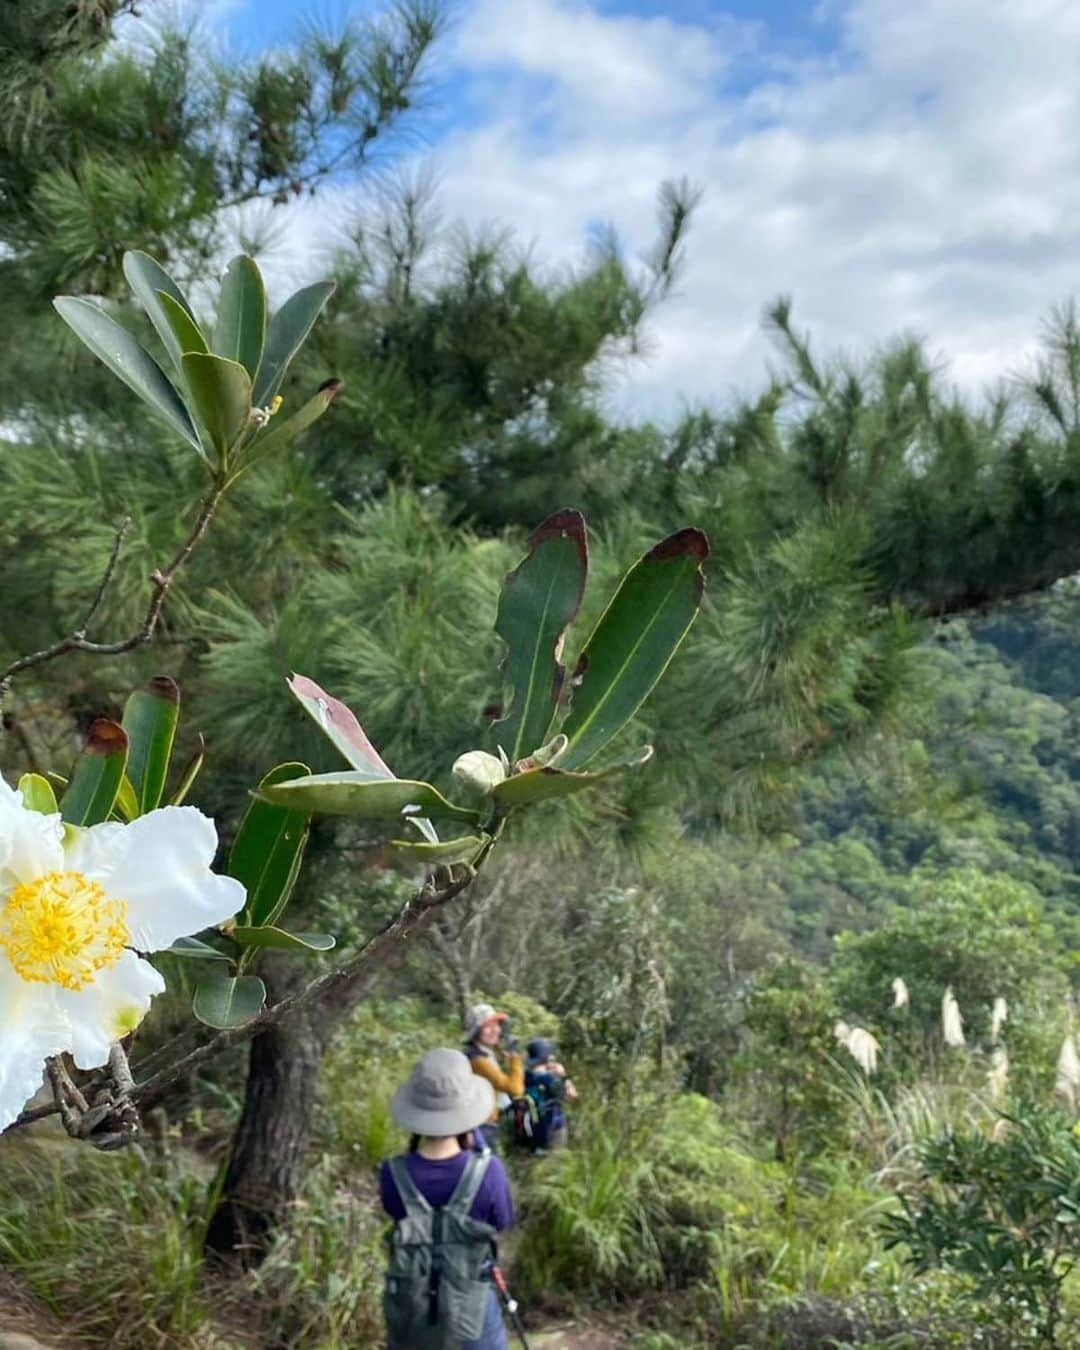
[491,1264,531,1350]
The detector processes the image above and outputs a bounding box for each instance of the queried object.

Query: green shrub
[321,996,458,1167]
[883,1102,1080,1346]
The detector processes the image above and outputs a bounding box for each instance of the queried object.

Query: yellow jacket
[468,1049,524,1122]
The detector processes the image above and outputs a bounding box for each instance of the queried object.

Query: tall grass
[0,1138,223,1347]
[836,1061,1000,1183]
[0,1134,390,1349]
[514,1093,908,1343]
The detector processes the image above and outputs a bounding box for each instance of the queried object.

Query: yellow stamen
[0,871,129,990]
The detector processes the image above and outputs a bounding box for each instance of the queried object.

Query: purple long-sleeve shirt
[379,1150,515,1231]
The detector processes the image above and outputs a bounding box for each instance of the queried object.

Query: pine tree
[4,1,1080,1265]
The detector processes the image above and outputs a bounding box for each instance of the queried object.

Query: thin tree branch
[134,864,474,1109]
[76,515,132,637]
[0,482,225,704]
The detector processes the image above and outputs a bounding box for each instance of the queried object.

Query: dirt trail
[529,1325,622,1349]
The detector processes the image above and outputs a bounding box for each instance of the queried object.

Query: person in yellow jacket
[463,1002,524,1151]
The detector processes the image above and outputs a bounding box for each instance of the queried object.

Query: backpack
[384,1151,498,1350]
[507,1092,541,1150]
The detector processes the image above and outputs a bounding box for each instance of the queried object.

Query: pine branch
[0,480,225,706]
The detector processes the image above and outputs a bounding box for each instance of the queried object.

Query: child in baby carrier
[516,1037,576,1153]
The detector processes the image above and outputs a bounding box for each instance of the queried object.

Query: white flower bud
[452,750,507,796]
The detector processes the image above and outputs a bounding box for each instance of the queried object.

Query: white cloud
[256,0,1080,420]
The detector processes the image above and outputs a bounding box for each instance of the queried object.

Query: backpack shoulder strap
[388,1156,433,1219]
[447,1149,492,1217]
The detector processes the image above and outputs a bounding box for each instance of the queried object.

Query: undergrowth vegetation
[6,983,1080,1347]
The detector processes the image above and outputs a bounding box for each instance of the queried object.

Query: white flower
[891,977,909,1010]
[990,996,1008,1044]
[0,776,243,1129]
[942,987,965,1048]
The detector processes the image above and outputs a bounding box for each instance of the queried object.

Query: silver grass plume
[987,1045,1009,1106]
[1056,1033,1080,1111]
[942,987,965,1048]
[834,1020,880,1075]
[991,996,1008,1044]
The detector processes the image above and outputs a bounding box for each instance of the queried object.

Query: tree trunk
[204,956,326,1261]
[203,865,473,1263]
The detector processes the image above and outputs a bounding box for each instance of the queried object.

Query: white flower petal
[62,820,128,882]
[0,965,71,1131]
[0,790,63,889]
[93,806,244,951]
[55,950,166,1071]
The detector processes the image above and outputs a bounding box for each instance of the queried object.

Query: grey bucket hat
[391,1048,496,1136]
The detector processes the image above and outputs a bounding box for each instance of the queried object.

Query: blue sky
[178,0,1080,419]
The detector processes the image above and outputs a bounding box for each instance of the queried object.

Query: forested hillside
[1,5,1080,1348]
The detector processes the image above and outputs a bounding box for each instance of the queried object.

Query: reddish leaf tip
[646,527,710,564]
[146,675,180,704]
[85,718,128,756]
[317,377,343,399]
[504,510,589,602]
[527,508,587,551]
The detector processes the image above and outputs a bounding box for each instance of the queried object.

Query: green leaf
[122,251,197,371]
[492,747,653,807]
[232,926,336,953]
[390,835,485,864]
[181,352,252,460]
[286,674,438,844]
[156,290,208,358]
[231,763,312,929]
[114,775,140,822]
[17,773,58,815]
[493,509,588,764]
[192,975,266,1029]
[214,255,266,380]
[121,676,180,815]
[60,719,129,826]
[561,528,709,769]
[252,280,335,408]
[53,297,201,450]
[169,734,205,805]
[167,935,230,961]
[239,380,342,469]
[259,771,480,824]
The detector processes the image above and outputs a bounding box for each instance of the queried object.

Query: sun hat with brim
[465,1002,508,1039]
[391,1048,496,1137]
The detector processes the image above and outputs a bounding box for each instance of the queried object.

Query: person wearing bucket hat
[463,1003,524,1152]
[380,1049,515,1349]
